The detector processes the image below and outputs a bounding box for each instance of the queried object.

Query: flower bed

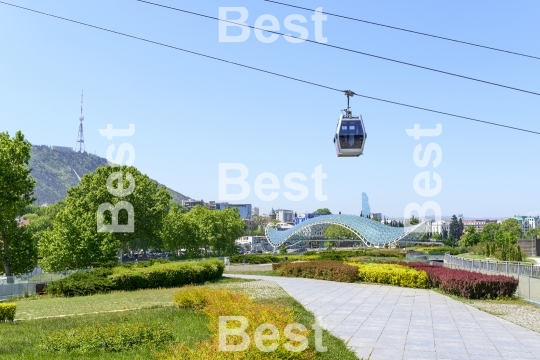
[274,261,358,283]
[404,262,518,299]
[349,263,430,288]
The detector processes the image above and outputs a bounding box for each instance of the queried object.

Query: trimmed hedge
[0,303,16,322]
[42,322,173,353]
[274,261,358,282]
[111,260,224,291]
[350,263,430,288]
[404,262,518,299]
[46,259,225,297]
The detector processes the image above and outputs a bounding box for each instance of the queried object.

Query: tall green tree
[409,215,420,225]
[0,131,37,276]
[499,218,523,239]
[313,208,332,215]
[460,226,481,247]
[449,215,462,239]
[39,165,171,270]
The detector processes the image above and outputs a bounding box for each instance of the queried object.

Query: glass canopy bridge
[265,214,429,251]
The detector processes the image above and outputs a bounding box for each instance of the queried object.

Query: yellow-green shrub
[165,287,315,360]
[0,303,16,322]
[42,322,173,353]
[349,263,430,288]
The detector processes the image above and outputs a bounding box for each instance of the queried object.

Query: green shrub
[42,321,173,353]
[111,260,224,291]
[0,303,16,322]
[229,254,282,264]
[352,256,403,264]
[275,261,358,282]
[46,268,114,297]
[46,259,225,297]
[350,263,430,288]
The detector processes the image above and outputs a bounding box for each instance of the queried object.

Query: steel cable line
[0,1,539,136]
[264,0,540,61]
[137,0,540,97]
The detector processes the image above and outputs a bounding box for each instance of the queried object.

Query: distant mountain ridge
[29,145,189,205]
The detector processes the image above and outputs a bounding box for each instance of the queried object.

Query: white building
[252,207,259,216]
[512,216,540,234]
[275,209,294,222]
[430,220,450,234]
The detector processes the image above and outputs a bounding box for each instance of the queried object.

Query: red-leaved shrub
[403,262,518,299]
[274,261,358,283]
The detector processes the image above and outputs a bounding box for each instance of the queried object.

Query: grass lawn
[1,277,359,359]
[13,276,248,320]
[0,306,211,360]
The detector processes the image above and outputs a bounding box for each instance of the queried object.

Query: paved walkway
[227,274,540,360]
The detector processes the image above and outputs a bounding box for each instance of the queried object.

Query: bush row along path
[227,275,540,360]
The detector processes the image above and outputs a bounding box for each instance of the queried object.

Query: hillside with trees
[29,145,189,205]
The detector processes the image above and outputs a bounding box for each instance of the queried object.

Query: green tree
[431,232,442,240]
[313,208,332,215]
[460,226,481,247]
[480,223,500,243]
[526,228,540,239]
[449,215,462,239]
[161,204,199,257]
[25,201,66,244]
[499,218,523,239]
[39,165,171,271]
[211,208,245,256]
[279,244,287,255]
[0,131,37,276]
[409,215,420,225]
[442,227,448,239]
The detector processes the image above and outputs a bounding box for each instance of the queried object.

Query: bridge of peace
[264,214,430,252]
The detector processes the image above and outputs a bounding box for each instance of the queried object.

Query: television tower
[74,91,85,153]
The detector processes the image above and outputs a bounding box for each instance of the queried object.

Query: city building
[430,220,450,235]
[252,207,259,216]
[269,208,277,221]
[371,213,383,220]
[181,199,207,211]
[462,219,497,232]
[275,209,294,222]
[513,215,540,234]
[181,199,252,219]
[294,213,322,225]
[215,203,252,219]
[362,192,371,217]
[235,236,273,253]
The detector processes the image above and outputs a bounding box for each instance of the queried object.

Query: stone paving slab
[227,275,540,360]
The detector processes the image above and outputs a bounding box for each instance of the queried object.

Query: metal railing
[444,254,540,279]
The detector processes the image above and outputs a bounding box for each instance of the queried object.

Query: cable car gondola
[334,91,366,157]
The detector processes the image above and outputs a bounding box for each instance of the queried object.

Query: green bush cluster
[352,256,403,264]
[41,321,173,353]
[111,260,224,291]
[229,249,405,264]
[350,263,430,288]
[0,303,16,322]
[274,261,358,282]
[46,259,224,297]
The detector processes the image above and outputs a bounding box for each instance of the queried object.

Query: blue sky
[1,0,539,219]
